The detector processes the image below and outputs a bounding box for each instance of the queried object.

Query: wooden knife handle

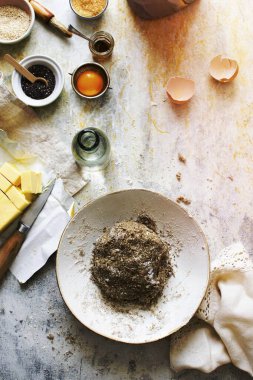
[29,0,54,21]
[0,231,25,281]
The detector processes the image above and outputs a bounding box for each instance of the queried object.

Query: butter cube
[23,192,35,202]
[0,173,12,193]
[21,171,42,194]
[6,186,31,212]
[0,163,21,186]
[0,193,21,232]
[0,190,5,201]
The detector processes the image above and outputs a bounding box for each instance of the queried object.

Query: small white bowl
[12,55,64,107]
[0,0,35,44]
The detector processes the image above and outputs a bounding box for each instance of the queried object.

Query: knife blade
[21,179,55,231]
[0,179,56,281]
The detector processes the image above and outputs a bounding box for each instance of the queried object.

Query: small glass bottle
[89,31,115,61]
[72,127,111,171]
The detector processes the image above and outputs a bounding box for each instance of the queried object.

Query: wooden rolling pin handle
[50,17,73,38]
[29,0,54,21]
[0,231,25,281]
[29,0,72,38]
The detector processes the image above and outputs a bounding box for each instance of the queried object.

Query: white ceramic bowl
[57,189,210,344]
[0,0,35,44]
[12,55,64,107]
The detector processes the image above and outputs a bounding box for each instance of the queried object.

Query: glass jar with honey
[89,31,114,61]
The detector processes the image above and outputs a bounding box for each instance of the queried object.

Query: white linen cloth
[170,243,253,376]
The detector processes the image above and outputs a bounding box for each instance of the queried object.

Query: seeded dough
[91,220,172,308]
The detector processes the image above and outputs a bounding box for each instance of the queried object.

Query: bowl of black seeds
[11,55,64,107]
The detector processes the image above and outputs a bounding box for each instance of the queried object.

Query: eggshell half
[166,77,195,104]
[209,55,239,83]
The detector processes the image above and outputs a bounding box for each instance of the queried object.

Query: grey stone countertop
[1,0,253,379]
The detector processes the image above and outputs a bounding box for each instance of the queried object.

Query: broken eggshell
[166,77,195,104]
[209,55,239,83]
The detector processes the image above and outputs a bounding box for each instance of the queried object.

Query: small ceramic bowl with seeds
[0,0,35,44]
[12,55,64,107]
[69,0,109,20]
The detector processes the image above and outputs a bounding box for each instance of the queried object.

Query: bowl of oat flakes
[69,0,109,20]
[0,0,35,44]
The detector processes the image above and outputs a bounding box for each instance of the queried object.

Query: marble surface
[1,0,253,378]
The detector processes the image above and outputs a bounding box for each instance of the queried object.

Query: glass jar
[72,127,111,171]
[89,31,115,61]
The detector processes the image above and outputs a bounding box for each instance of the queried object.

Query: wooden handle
[4,54,37,83]
[29,0,54,21]
[0,231,25,280]
[49,17,72,38]
[29,0,72,38]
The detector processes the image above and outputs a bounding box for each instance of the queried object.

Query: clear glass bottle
[72,127,111,171]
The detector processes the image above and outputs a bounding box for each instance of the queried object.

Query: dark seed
[21,64,56,100]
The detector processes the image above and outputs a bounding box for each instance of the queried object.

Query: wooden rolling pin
[29,0,72,38]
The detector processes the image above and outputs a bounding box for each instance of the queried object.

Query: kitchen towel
[0,72,87,196]
[170,242,253,376]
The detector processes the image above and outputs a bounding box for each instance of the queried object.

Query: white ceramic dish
[0,0,35,44]
[12,55,64,107]
[56,189,210,344]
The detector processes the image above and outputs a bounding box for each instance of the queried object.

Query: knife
[0,179,55,281]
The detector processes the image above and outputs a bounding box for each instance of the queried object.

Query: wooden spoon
[4,54,48,86]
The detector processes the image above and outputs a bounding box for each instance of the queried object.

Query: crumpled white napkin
[170,242,253,376]
[9,179,72,283]
[0,130,74,283]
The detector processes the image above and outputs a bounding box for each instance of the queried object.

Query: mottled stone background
[1,0,253,378]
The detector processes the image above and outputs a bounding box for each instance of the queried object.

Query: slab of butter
[0,193,21,232]
[6,186,31,212]
[0,173,11,193]
[0,163,21,186]
[0,190,5,201]
[21,171,42,194]
[23,192,35,202]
